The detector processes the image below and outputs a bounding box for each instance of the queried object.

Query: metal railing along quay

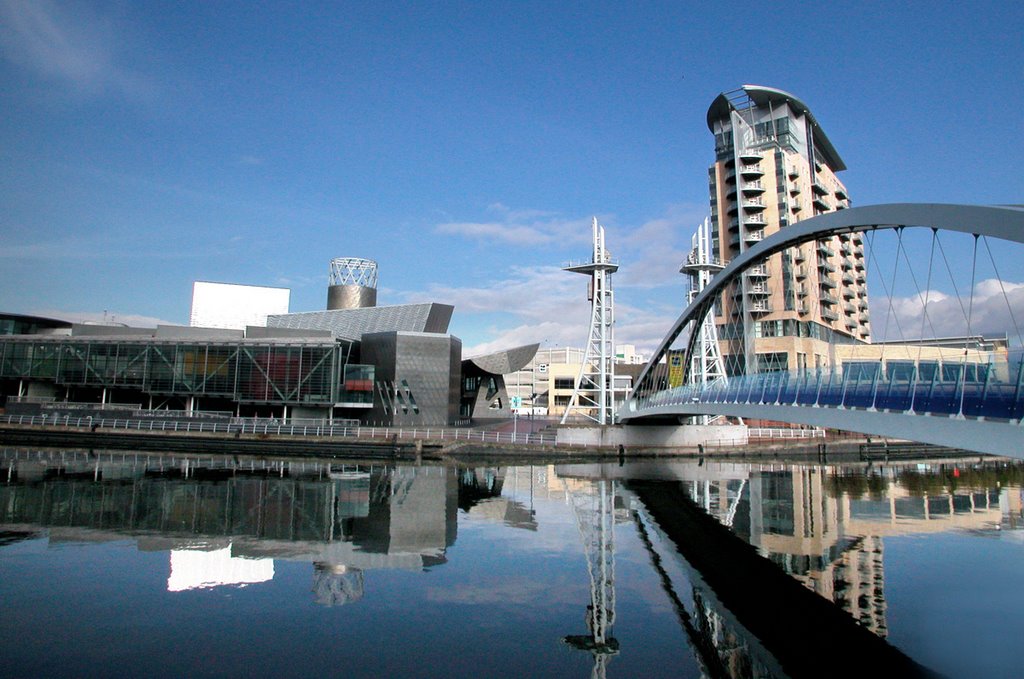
[0,414,559,446]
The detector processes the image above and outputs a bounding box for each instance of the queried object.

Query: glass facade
[0,338,354,405]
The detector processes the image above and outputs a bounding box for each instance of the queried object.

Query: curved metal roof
[0,312,73,330]
[706,84,846,171]
[467,343,540,375]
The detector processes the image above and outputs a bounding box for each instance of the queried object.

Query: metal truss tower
[681,218,728,389]
[680,218,728,426]
[562,218,619,425]
[562,479,619,678]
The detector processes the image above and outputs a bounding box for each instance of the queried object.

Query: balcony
[739,149,762,162]
[795,265,807,279]
[813,195,830,210]
[859,312,871,323]
[858,299,869,311]
[789,184,802,196]
[842,286,856,300]
[741,180,766,194]
[817,242,835,257]
[746,283,770,296]
[842,272,855,285]
[844,302,857,314]
[822,308,839,321]
[744,229,765,243]
[854,259,865,272]
[820,277,837,289]
[749,301,772,314]
[747,264,769,278]
[835,186,848,199]
[846,318,858,330]
[856,271,866,283]
[796,284,808,298]
[791,201,804,213]
[794,249,806,263]
[742,197,767,211]
[798,302,810,314]
[820,292,840,305]
[788,165,800,178]
[812,180,829,195]
[817,259,836,273]
[728,219,740,232]
[739,163,764,178]
[744,214,767,226]
[841,258,854,271]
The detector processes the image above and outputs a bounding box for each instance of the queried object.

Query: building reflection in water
[0,450,461,605]
[559,458,1024,678]
[3,448,1022,675]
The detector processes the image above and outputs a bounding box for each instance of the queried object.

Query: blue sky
[2,1,1022,354]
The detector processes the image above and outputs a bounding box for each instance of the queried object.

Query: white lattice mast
[562,217,618,425]
[562,479,619,677]
[681,218,728,389]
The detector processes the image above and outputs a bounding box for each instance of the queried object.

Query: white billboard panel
[189,281,290,330]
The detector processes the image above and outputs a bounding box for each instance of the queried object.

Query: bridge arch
[629,203,1024,400]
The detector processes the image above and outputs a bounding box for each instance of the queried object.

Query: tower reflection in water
[557,458,1023,678]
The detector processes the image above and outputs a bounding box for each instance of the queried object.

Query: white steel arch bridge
[619,204,1024,458]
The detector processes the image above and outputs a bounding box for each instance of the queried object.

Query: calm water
[1,448,1022,678]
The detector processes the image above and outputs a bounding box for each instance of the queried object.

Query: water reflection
[0,450,458,604]
[1,448,1022,678]
[557,458,1023,678]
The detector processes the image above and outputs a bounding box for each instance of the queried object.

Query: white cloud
[872,279,1024,343]
[0,0,149,96]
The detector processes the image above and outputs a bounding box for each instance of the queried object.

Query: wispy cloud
[0,234,239,261]
[0,0,150,97]
[422,203,709,357]
[435,203,593,246]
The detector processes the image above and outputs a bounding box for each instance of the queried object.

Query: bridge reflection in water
[2,449,1022,677]
[558,459,1021,678]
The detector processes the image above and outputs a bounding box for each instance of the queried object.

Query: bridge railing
[627,361,1024,422]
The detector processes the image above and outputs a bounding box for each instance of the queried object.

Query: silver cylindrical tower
[327,258,378,310]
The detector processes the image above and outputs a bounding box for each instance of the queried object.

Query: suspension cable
[982,235,1024,348]
[934,232,972,325]
[914,229,939,375]
[958,235,980,416]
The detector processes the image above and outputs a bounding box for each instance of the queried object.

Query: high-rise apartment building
[706,85,870,376]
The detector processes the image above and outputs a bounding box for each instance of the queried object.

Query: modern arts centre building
[0,259,536,427]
